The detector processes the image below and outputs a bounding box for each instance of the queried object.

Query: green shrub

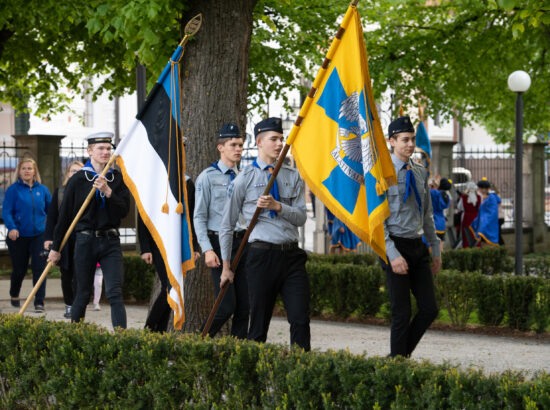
[504,275,538,331]
[474,274,506,326]
[434,270,478,326]
[307,262,384,318]
[307,252,377,266]
[0,315,549,408]
[524,255,550,278]
[442,247,513,274]
[532,278,550,334]
[122,256,156,302]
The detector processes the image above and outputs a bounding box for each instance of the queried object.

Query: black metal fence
[453,145,516,227]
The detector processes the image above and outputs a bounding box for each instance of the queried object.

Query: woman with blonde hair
[44,160,84,318]
[2,158,51,311]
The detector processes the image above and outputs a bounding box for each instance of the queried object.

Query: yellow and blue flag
[291,5,395,261]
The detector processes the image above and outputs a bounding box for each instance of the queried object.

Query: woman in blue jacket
[2,158,51,311]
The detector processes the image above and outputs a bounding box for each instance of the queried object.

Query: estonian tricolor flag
[115,46,194,329]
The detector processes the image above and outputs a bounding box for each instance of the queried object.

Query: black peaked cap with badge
[218,123,242,139]
[85,131,114,145]
[254,117,283,137]
[388,116,415,138]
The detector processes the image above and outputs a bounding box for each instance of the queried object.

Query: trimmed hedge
[121,256,156,302]
[441,246,514,274]
[307,262,384,317]
[0,315,549,408]
[307,252,377,266]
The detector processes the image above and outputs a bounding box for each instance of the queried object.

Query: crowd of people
[1,115,505,357]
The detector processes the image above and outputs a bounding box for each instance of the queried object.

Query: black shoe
[64,305,71,319]
[34,305,45,313]
[10,298,20,308]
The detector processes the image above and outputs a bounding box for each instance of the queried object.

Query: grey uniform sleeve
[193,171,213,253]
[422,172,441,258]
[384,220,401,262]
[219,175,247,261]
[278,176,307,227]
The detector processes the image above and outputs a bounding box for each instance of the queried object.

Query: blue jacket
[2,179,51,237]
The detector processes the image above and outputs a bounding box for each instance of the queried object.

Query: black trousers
[201,232,249,339]
[246,245,310,351]
[144,241,172,333]
[383,236,438,357]
[7,234,46,307]
[59,235,76,306]
[72,232,126,328]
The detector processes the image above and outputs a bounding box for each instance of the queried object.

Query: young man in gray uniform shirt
[218,117,310,351]
[194,123,249,339]
[384,116,441,357]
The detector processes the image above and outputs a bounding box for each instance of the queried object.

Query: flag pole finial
[350,0,360,6]
[178,13,203,51]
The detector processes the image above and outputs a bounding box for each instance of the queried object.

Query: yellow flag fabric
[292,7,396,261]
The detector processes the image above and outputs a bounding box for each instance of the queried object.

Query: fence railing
[453,145,516,228]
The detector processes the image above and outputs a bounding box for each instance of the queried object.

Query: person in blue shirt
[430,177,451,253]
[326,207,361,254]
[470,178,501,246]
[2,158,51,311]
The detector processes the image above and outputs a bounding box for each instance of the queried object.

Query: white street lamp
[508,70,531,275]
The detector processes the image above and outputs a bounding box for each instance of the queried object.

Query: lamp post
[507,70,531,275]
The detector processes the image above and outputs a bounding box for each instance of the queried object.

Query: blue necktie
[403,163,422,214]
[253,158,279,218]
[226,169,235,181]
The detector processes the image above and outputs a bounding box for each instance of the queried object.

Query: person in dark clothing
[48,132,130,329]
[44,160,83,318]
[2,158,51,312]
[139,173,199,332]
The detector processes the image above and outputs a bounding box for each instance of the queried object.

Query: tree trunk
[145,0,258,333]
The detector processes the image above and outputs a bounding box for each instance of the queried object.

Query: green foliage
[442,246,513,274]
[504,275,538,331]
[434,270,478,326]
[307,261,385,318]
[474,274,506,326]
[532,277,550,334]
[524,255,550,278]
[307,252,377,266]
[121,256,156,302]
[1,315,549,408]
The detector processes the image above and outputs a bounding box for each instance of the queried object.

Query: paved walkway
[1,278,549,376]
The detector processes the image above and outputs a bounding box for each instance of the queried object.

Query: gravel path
[2,291,548,376]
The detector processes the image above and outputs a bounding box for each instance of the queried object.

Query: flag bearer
[384,116,441,357]
[194,123,249,338]
[219,117,310,351]
[48,132,130,329]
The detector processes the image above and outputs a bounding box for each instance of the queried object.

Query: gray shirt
[193,160,240,253]
[384,153,440,261]
[219,157,307,261]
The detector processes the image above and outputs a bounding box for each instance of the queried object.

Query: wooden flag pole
[18,154,118,315]
[201,0,361,338]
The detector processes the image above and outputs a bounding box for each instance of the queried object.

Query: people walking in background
[470,178,501,247]
[430,177,451,253]
[3,158,51,312]
[326,207,361,254]
[92,263,103,311]
[44,160,83,318]
[457,181,481,248]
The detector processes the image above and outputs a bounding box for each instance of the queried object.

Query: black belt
[249,241,299,251]
[208,230,245,239]
[80,229,119,238]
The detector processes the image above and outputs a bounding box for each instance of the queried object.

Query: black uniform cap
[439,178,452,191]
[218,123,241,139]
[477,178,490,188]
[254,117,283,137]
[388,116,415,138]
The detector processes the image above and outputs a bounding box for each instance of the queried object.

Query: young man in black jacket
[48,132,130,329]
